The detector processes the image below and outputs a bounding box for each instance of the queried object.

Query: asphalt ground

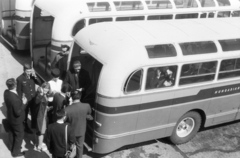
[1,38,240,158]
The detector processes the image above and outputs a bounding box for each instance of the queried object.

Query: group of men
[3,44,93,158]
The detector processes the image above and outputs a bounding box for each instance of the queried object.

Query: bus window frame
[145,65,178,91]
[123,68,143,94]
[218,58,240,80]
[179,61,218,86]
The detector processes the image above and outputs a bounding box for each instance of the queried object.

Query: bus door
[69,42,103,151]
[1,0,16,48]
[133,65,177,144]
[31,6,54,80]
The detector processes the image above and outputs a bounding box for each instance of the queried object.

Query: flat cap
[23,63,32,70]
[51,68,60,78]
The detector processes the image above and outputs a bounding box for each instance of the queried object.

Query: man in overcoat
[65,91,92,158]
[4,78,27,157]
[16,63,41,133]
[64,60,91,102]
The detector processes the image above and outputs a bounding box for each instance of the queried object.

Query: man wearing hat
[64,60,91,102]
[17,63,41,134]
[51,45,70,79]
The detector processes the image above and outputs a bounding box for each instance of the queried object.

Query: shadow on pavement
[0,37,31,67]
[0,102,7,118]
[0,127,10,150]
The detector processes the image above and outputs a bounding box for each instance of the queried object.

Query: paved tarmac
[1,39,240,158]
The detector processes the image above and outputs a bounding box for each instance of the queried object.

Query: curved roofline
[34,0,240,18]
[74,18,240,97]
[75,18,240,65]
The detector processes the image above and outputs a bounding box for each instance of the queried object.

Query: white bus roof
[75,18,240,65]
[34,0,240,17]
[34,0,240,43]
[74,18,240,96]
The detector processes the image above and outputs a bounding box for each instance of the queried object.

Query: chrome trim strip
[94,123,176,140]
[206,109,239,119]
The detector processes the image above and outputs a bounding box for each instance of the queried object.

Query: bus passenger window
[114,1,144,11]
[146,44,177,58]
[219,39,240,52]
[219,58,240,79]
[124,69,142,93]
[220,59,235,71]
[217,11,230,18]
[147,15,173,20]
[174,0,198,8]
[146,0,172,9]
[89,18,113,25]
[146,66,177,90]
[200,13,207,18]
[199,0,215,7]
[208,12,215,18]
[180,41,217,55]
[232,11,240,17]
[175,13,198,19]
[116,16,144,21]
[216,0,230,6]
[72,20,85,36]
[180,61,217,85]
[87,2,111,12]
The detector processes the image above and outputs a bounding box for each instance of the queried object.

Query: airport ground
[1,38,240,158]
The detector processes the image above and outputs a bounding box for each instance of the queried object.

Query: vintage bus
[60,18,240,153]
[30,0,240,80]
[1,0,34,50]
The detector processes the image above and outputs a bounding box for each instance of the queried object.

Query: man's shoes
[12,152,25,157]
[24,125,33,134]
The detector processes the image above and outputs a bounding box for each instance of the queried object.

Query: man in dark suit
[51,45,70,80]
[4,78,27,157]
[65,91,92,158]
[46,109,75,158]
[64,60,91,102]
[16,63,41,133]
[51,83,72,123]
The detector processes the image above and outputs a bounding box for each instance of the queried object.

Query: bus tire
[169,111,201,145]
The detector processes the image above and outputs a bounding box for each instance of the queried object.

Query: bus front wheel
[170,111,201,144]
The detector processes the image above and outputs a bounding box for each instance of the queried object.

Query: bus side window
[72,19,85,36]
[232,11,240,17]
[89,17,113,25]
[217,11,230,18]
[124,69,143,93]
[219,39,240,52]
[200,13,207,18]
[146,66,177,90]
[199,0,215,7]
[208,12,215,18]
[218,58,240,79]
[147,15,173,20]
[180,61,217,85]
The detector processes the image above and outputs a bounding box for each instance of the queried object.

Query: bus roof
[74,18,240,96]
[34,0,240,17]
[75,18,240,65]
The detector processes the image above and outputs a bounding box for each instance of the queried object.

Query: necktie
[75,73,79,89]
